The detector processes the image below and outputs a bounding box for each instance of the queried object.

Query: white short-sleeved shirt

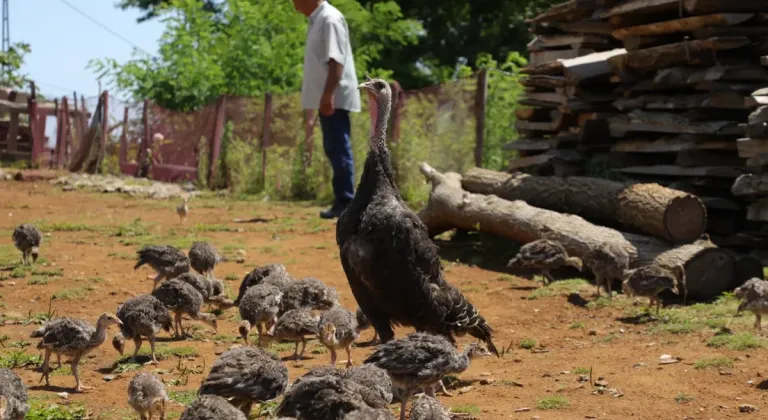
[301,1,361,112]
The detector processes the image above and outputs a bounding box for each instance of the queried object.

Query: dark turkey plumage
[276,374,378,420]
[0,368,29,420]
[736,278,768,331]
[30,313,122,392]
[336,78,497,355]
[506,239,582,286]
[364,332,490,420]
[180,395,247,420]
[235,263,293,305]
[113,294,173,364]
[135,245,191,290]
[199,346,288,417]
[584,242,631,299]
[280,277,338,314]
[238,283,283,346]
[622,264,684,315]
[151,279,217,338]
[12,223,42,266]
[188,241,221,278]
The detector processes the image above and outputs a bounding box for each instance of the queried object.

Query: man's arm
[320,59,343,116]
[319,19,347,116]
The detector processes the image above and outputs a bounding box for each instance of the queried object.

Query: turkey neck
[88,319,111,347]
[363,91,396,192]
[370,92,391,153]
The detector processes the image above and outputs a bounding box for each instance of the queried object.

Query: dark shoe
[320,203,348,219]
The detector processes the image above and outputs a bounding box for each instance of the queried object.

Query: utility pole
[2,0,9,79]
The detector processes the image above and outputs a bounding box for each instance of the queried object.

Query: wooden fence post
[28,82,42,166]
[260,93,273,188]
[208,96,227,187]
[139,99,150,172]
[119,107,129,165]
[96,90,109,172]
[474,68,489,168]
[55,98,66,169]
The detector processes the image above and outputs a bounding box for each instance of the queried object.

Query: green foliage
[693,356,733,370]
[674,393,695,404]
[93,0,420,111]
[477,52,527,170]
[519,339,536,349]
[0,42,32,90]
[536,395,569,410]
[25,402,88,420]
[707,333,766,351]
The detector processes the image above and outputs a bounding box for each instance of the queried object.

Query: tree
[93,0,420,111]
[117,0,222,22]
[0,42,32,90]
[357,0,561,88]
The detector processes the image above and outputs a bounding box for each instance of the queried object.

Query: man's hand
[320,92,335,117]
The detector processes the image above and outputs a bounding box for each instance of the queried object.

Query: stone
[479,378,496,385]
[739,404,758,413]
[103,375,116,382]
[515,408,531,412]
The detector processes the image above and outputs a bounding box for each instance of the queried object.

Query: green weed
[693,356,733,370]
[519,339,536,349]
[707,333,766,351]
[536,395,569,410]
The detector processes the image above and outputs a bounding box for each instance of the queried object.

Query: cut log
[417,163,752,300]
[747,198,768,222]
[612,136,736,152]
[522,48,627,82]
[612,13,754,40]
[618,165,746,178]
[737,138,768,157]
[520,75,569,89]
[528,34,612,51]
[613,91,748,111]
[460,167,706,244]
[694,26,768,38]
[609,110,745,136]
[731,173,768,196]
[607,37,751,73]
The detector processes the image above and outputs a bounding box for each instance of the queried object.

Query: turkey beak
[116,319,124,326]
[358,81,374,92]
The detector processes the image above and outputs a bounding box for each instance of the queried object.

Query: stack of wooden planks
[508,0,768,264]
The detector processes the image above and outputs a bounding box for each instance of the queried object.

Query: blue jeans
[320,109,355,206]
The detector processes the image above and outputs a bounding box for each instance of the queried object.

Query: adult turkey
[335,77,498,355]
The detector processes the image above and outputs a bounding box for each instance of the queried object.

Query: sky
[14,0,164,100]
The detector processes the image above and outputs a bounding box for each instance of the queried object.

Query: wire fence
[105,74,486,204]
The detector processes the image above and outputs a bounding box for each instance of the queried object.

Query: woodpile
[509,0,768,265]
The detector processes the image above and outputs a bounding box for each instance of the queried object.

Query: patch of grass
[224,273,239,281]
[451,404,480,414]
[694,356,733,370]
[88,276,105,283]
[25,402,88,420]
[526,279,591,300]
[674,393,695,404]
[27,276,49,285]
[311,345,328,355]
[52,365,72,376]
[192,223,235,232]
[112,218,152,237]
[260,245,278,255]
[10,266,27,278]
[569,321,585,329]
[707,333,766,351]
[53,286,94,300]
[31,268,63,277]
[254,400,281,417]
[112,362,142,373]
[38,221,99,232]
[649,292,748,335]
[168,390,198,405]
[142,344,198,360]
[268,341,297,353]
[594,333,618,344]
[519,339,536,349]
[536,395,570,410]
[0,350,42,368]
[572,367,591,375]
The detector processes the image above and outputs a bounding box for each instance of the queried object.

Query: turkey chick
[12,224,42,266]
[506,239,582,286]
[584,242,630,299]
[135,245,191,290]
[622,264,685,315]
[318,306,359,368]
[127,372,168,420]
[151,279,218,338]
[263,308,319,360]
[113,294,173,365]
[238,283,283,346]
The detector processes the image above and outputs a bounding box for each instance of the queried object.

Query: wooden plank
[732,173,768,196]
[528,34,611,51]
[610,110,745,136]
[528,0,607,24]
[529,48,590,67]
[608,37,752,73]
[737,138,768,157]
[502,138,553,151]
[604,0,678,18]
[554,19,615,35]
[694,26,768,38]
[522,92,568,105]
[522,48,627,81]
[474,69,488,168]
[618,164,746,178]
[612,136,736,152]
[507,153,555,170]
[683,0,768,14]
[520,75,568,89]
[746,152,768,167]
[694,81,767,93]
[613,14,754,40]
[675,149,744,167]
[613,91,748,111]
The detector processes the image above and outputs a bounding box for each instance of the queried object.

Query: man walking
[294,0,360,219]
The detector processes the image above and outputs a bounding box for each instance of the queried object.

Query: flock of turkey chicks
[4,222,491,420]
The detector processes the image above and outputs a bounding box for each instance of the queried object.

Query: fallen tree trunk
[417,163,758,300]
[461,167,706,244]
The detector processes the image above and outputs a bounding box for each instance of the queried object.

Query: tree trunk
[460,167,707,244]
[417,163,758,300]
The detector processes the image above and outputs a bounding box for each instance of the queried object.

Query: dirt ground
[1,180,767,420]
